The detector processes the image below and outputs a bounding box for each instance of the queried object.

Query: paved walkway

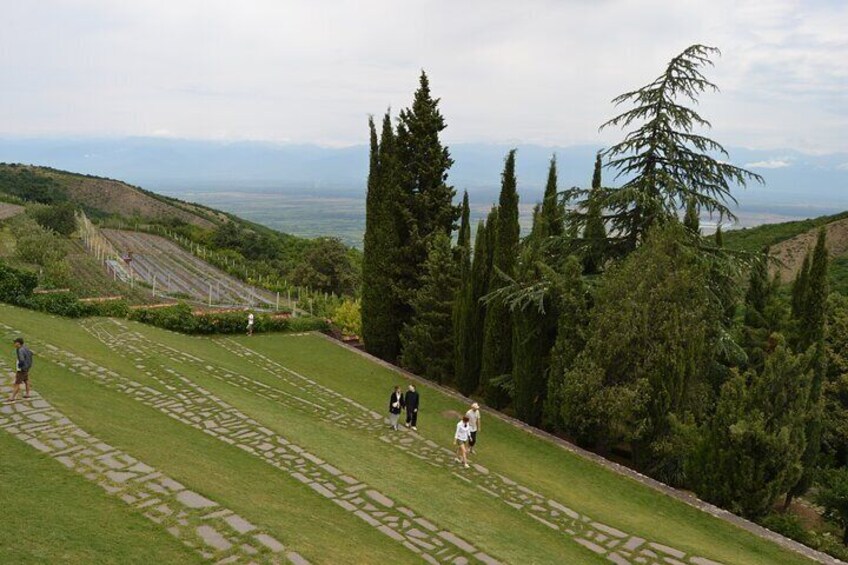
[2,319,493,565]
[84,319,720,565]
[0,384,303,564]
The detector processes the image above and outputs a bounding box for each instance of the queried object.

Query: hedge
[128,304,328,335]
[1,259,326,335]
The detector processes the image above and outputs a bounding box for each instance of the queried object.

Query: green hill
[0,303,819,564]
[723,212,848,293]
[0,164,361,306]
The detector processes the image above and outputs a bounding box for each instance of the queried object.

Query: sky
[0,0,846,154]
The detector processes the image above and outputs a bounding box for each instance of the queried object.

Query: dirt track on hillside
[0,203,24,220]
[769,217,848,281]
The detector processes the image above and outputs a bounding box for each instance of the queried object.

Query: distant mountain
[1,137,846,214]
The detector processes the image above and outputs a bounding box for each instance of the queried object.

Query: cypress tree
[394,72,458,341]
[362,113,402,361]
[683,196,700,234]
[787,228,829,507]
[481,150,520,408]
[453,192,472,385]
[512,214,549,426]
[689,341,811,519]
[400,232,459,382]
[455,218,489,395]
[792,254,811,320]
[714,224,724,247]
[802,229,829,349]
[539,156,563,238]
[584,153,608,274]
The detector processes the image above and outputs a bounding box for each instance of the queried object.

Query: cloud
[0,0,845,152]
[837,162,848,171]
[745,159,792,169]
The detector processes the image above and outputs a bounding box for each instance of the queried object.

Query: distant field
[0,304,818,564]
[164,190,539,247]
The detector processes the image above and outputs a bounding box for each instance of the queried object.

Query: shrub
[128,304,328,335]
[0,261,38,303]
[29,202,78,235]
[331,298,361,336]
[25,293,93,318]
[759,512,810,545]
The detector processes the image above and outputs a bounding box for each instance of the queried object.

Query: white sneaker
[411,426,417,431]
[455,458,462,464]
[404,422,410,428]
[463,463,470,469]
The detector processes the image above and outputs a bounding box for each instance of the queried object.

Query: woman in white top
[454,415,471,468]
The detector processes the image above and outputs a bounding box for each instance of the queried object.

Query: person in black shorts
[8,337,33,402]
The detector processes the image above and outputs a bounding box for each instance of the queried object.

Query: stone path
[80,319,721,565]
[210,337,724,565]
[1,320,494,565]
[0,383,304,564]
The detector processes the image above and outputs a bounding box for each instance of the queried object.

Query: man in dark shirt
[404,384,420,431]
[8,337,33,402]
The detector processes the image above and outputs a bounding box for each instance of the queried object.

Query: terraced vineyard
[101,229,279,309]
[0,304,829,564]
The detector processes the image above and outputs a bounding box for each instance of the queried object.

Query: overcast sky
[0,0,845,153]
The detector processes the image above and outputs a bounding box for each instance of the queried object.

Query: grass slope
[0,304,816,564]
[0,432,200,564]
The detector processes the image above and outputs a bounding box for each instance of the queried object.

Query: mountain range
[1,137,846,218]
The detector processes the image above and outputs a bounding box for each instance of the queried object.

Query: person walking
[388,385,404,431]
[8,338,33,402]
[404,384,420,431]
[246,311,255,336]
[454,415,471,468]
[465,402,481,454]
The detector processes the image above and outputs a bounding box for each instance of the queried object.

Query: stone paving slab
[0,384,302,564]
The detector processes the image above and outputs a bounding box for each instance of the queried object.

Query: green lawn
[0,303,818,564]
[0,432,200,564]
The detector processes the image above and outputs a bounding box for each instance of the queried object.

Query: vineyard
[97,228,281,309]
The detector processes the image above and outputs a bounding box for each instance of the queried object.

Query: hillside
[723,211,848,291]
[0,303,823,564]
[0,163,221,228]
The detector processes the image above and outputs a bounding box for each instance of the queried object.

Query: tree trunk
[843,524,848,546]
[782,492,793,512]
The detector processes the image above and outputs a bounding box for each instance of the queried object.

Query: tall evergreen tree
[683,196,700,234]
[481,150,520,408]
[787,228,829,507]
[801,229,829,349]
[573,45,763,253]
[791,253,811,321]
[453,192,472,385]
[456,218,490,395]
[584,153,608,274]
[362,113,402,360]
[714,224,724,247]
[741,250,786,372]
[688,341,811,519]
[539,156,564,238]
[393,72,458,341]
[512,214,550,426]
[400,232,459,382]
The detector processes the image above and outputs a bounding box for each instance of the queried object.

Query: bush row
[2,260,327,335]
[128,304,328,335]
